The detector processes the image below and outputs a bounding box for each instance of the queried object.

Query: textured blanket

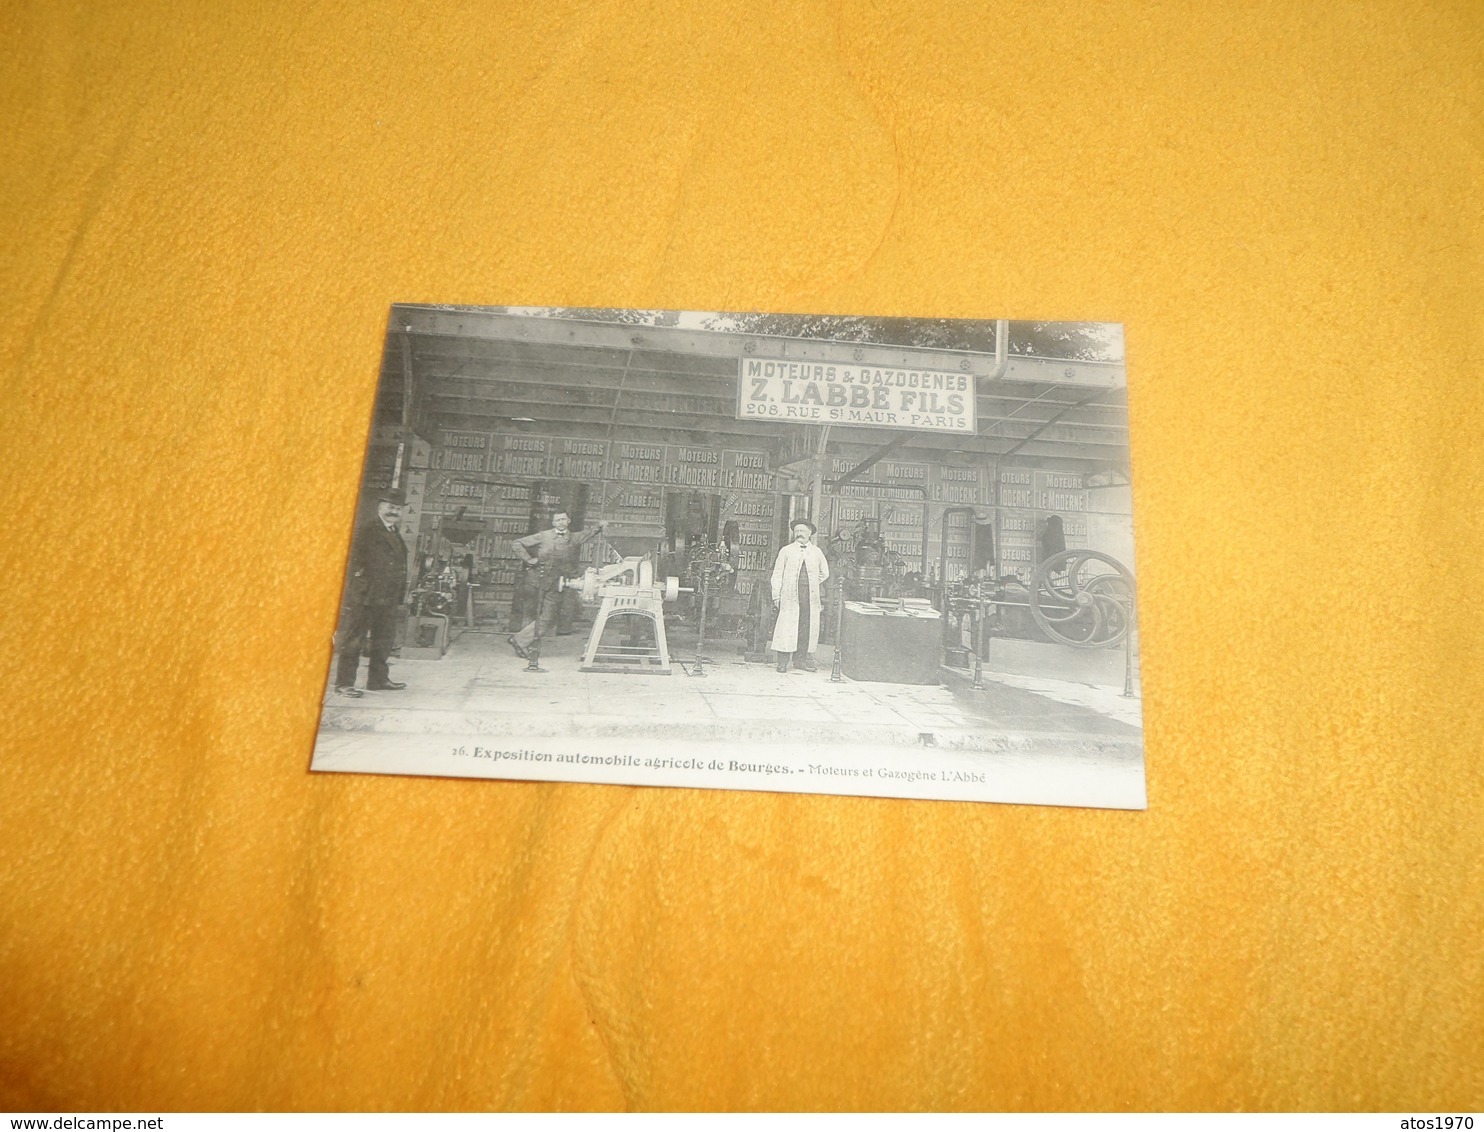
[3,0,1480,1111]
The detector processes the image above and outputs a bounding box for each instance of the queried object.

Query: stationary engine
[559,555,687,674]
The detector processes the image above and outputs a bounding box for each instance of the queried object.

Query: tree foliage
[498,306,681,327]
[701,313,1120,361]
[484,306,1121,361]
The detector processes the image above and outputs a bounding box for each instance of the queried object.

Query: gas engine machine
[558,552,685,674]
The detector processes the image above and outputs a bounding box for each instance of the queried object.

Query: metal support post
[829,571,846,683]
[689,571,710,678]
[524,577,549,673]
[972,602,987,691]
[811,424,831,519]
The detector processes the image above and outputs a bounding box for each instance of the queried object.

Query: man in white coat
[769,519,831,673]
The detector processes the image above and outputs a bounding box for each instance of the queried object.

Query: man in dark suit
[333,488,411,697]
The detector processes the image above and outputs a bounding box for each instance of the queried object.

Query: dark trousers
[511,577,578,635]
[795,561,813,661]
[508,571,537,632]
[335,602,400,688]
[513,588,564,650]
[555,588,578,634]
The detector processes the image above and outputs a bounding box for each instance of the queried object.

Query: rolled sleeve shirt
[514,527,599,590]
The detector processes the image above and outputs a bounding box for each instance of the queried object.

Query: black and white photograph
[312,304,1144,809]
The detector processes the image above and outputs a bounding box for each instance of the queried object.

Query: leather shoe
[368,680,406,691]
[798,656,818,672]
[507,635,528,659]
[334,685,363,698]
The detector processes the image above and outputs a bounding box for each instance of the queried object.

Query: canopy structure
[375,306,1129,474]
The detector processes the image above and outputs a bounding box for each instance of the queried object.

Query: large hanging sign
[736,357,977,435]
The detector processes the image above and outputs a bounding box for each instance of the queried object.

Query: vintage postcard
[311,305,1145,809]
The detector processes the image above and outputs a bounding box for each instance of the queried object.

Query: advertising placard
[737,358,976,434]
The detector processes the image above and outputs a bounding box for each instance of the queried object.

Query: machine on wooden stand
[558,549,690,675]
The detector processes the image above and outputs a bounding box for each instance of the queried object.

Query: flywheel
[1028,550,1136,649]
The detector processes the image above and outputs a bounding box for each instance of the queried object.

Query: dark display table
[839,603,942,685]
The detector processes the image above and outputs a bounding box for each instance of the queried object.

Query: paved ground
[318,623,1141,745]
[312,622,1146,809]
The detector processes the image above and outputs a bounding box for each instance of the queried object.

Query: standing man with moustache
[333,487,410,697]
[769,518,830,673]
[508,510,605,671]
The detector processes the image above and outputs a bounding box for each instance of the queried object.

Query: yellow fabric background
[3,0,1481,1112]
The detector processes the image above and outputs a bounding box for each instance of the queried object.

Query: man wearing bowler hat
[333,487,411,697]
[769,518,830,673]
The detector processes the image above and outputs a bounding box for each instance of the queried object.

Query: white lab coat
[769,541,830,654]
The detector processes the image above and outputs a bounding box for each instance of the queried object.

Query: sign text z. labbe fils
[736,358,976,435]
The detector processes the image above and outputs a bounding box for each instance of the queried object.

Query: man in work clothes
[508,511,605,670]
[769,519,830,673]
[333,488,410,697]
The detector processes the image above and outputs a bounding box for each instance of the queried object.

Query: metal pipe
[395,331,417,490]
[990,319,1009,382]
[690,569,710,678]
[921,498,930,579]
[829,431,918,489]
[829,562,846,684]
[938,506,978,598]
[991,455,1001,583]
[810,424,830,526]
[604,350,634,439]
[972,601,987,690]
[1001,387,1111,458]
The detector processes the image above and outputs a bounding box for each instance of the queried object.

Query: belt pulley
[1028,549,1136,649]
